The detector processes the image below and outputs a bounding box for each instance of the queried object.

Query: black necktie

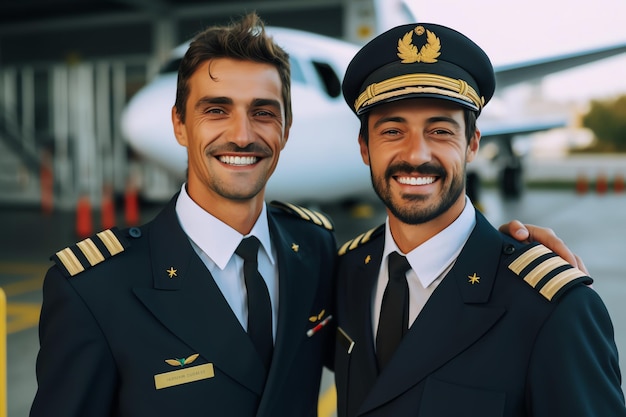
[236,236,273,371]
[376,251,411,371]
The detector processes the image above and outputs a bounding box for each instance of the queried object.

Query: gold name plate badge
[154,363,215,390]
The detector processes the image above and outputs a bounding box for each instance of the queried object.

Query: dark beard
[371,161,465,225]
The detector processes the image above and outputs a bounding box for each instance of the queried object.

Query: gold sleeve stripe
[540,268,587,301]
[56,247,85,277]
[361,227,376,243]
[348,234,365,251]
[338,239,354,256]
[524,256,569,288]
[311,210,333,230]
[77,238,105,266]
[300,206,333,230]
[508,244,551,274]
[285,202,314,222]
[338,227,378,256]
[97,229,124,256]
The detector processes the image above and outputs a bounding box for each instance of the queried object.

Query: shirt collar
[175,184,275,270]
[383,196,476,288]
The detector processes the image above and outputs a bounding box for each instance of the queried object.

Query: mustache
[385,162,446,179]
[206,142,273,157]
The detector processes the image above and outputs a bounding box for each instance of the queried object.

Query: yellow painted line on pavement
[1,276,44,297]
[6,303,41,334]
[0,262,48,275]
[0,262,46,334]
[318,383,337,417]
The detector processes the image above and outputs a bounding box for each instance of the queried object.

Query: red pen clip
[307,315,333,337]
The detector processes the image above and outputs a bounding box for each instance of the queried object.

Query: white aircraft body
[120,26,626,204]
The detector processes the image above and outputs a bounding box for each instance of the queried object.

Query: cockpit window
[312,61,341,98]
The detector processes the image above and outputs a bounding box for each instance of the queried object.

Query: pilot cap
[342,23,495,115]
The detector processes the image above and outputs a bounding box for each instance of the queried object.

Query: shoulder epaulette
[338,225,383,256]
[270,201,334,231]
[508,243,592,301]
[51,228,129,277]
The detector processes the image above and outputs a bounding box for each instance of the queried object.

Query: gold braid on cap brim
[354,73,484,113]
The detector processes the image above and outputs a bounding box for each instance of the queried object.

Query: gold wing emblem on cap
[397,26,441,64]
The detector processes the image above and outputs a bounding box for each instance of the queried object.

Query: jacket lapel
[359,213,507,414]
[132,199,267,395]
[348,239,385,392]
[258,213,321,410]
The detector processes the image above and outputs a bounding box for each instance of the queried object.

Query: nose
[402,132,431,165]
[229,110,254,148]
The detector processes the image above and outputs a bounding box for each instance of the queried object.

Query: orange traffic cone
[40,162,54,215]
[124,182,140,227]
[75,195,93,239]
[101,186,116,230]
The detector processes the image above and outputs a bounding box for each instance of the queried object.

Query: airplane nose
[120,75,176,149]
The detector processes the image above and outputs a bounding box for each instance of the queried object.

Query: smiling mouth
[395,176,436,186]
[218,155,258,166]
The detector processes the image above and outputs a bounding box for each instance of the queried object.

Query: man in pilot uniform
[334,22,626,416]
[30,13,336,417]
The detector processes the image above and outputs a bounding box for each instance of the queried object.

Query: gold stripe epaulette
[52,228,128,277]
[338,225,382,256]
[508,243,591,301]
[270,201,334,231]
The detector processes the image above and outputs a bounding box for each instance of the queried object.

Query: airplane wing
[481,117,568,138]
[495,41,626,88]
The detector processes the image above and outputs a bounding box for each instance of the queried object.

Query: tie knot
[388,252,411,279]
[236,236,261,263]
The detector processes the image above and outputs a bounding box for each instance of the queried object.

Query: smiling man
[334,22,626,417]
[30,14,336,417]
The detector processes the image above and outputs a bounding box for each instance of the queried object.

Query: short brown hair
[174,13,292,127]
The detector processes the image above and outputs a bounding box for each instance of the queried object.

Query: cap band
[354,73,484,114]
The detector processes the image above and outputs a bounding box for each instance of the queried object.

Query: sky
[403,0,626,102]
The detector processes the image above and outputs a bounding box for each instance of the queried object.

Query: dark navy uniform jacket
[334,211,625,417]
[31,196,336,417]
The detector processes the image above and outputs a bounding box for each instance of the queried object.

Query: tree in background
[582,95,626,152]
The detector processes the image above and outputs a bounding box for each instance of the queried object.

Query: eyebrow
[426,116,462,129]
[372,115,461,129]
[194,96,232,111]
[194,97,282,112]
[372,116,404,129]
[251,98,282,113]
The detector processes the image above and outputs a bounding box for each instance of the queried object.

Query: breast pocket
[418,377,505,417]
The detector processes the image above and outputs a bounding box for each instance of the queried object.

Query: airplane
[120,21,626,206]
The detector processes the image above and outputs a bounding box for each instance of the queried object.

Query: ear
[466,128,481,163]
[358,134,371,166]
[171,106,188,147]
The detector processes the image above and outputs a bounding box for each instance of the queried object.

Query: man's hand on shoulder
[499,220,588,274]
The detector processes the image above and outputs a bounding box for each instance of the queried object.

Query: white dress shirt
[175,184,279,340]
[373,197,476,338]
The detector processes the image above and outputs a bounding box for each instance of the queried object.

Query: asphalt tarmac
[2,187,625,417]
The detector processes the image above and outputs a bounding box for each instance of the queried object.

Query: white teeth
[219,156,258,166]
[397,176,435,185]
